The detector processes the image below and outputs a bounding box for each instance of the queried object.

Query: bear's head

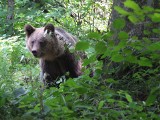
[24,24,65,61]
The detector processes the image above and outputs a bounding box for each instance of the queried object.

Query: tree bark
[6,0,14,35]
[103,0,159,79]
[102,0,159,100]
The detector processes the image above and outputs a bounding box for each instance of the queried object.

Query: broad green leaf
[101,48,112,58]
[114,6,130,15]
[152,28,160,34]
[114,41,126,51]
[76,41,89,51]
[95,41,106,54]
[143,30,151,35]
[98,101,105,110]
[118,31,129,40]
[76,87,88,94]
[83,55,96,66]
[88,32,101,40]
[126,55,138,63]
[142,6,154,12]
[147,42,160,51]
[111,53,124,62]
[124,0,141,11]
[128,15,139,23]
[65,79,78,88]
[138,57,152,67]
[125,93,133,103]
[113,18,125,29]
[151,13,160,22]
[102,31,113,40]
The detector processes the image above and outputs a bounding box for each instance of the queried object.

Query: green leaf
[147,42,160,51]
[138,57,152,67]
[126,55,138,63]
[83,55,96,66]
[146,87,160,106]
[88,32,101,40]
[111,53,124,62]
[151,13,160,22]
[128,15,139,23]
[152,28,160,34]
[106,78,118,84]
[113,41,126,51]
[95,41,106,54]
[146,94,157,106]
[75,87,88,94]
[142,6,154,12]
[102,31,113,40]
[143,30,151,35]
[75,41,89,51]
[124,0,141,11]
[34,104,40,112]
[118,31,129,40]
[114,6,130,15]
[113,18,125,29]
[98,101,105,110]
[65,79,78,88]
[125,93,132,103]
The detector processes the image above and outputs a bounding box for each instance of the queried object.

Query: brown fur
[24,24,82,86]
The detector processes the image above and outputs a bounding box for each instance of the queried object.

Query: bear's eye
[31,41,35,45]
[40,41,46,47]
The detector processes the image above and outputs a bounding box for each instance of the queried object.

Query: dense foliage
[0,0,160,119]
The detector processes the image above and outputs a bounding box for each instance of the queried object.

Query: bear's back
[55,27,77,47]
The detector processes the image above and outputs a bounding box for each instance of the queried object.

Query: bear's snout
[32,50,38,57]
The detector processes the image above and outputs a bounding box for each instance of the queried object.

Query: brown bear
[24,24,82,87]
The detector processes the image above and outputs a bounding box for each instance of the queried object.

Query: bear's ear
[44,24,55,34]
[24,24,35,37]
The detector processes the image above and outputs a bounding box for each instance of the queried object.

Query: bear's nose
[32,50,38,56]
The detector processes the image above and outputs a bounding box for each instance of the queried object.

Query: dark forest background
[0,0,160,119]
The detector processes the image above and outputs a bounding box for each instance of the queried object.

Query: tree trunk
[102,0,160,100]
[103,0,159,78]
[6,0,14,35]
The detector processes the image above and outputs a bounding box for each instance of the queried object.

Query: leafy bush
[0,0,160,119]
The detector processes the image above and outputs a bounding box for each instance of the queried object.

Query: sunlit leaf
[142,6,154,12]
[125,93,133,103]
[114,6,130,15]
[76,41,90,51]
[98,101,105,110]
[124,0,141,11]
[151,13,160,22]
[128,15,139,23]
